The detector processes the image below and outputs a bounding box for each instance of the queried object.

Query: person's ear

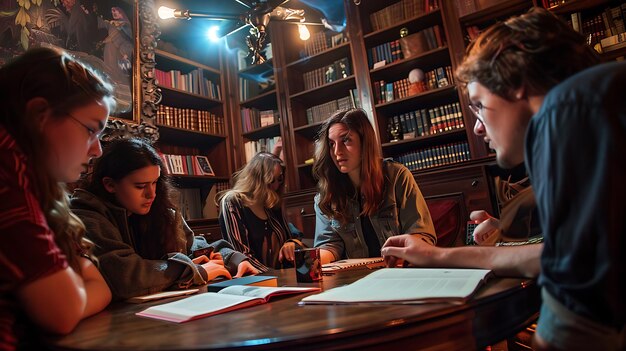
[102,177,116,193]
[25,98,51,131]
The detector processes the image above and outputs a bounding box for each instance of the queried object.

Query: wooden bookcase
[234,55,282,166]
[544,0,626,61]
[269,22,357,191]
[158,0,625,243]
[153,48,232,226]
[267,1,501,243]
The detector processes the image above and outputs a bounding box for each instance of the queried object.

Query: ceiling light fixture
[157,2,325,65]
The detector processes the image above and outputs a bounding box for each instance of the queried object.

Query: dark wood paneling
[187,218,223,243]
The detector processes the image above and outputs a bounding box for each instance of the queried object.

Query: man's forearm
[436,243,542,278]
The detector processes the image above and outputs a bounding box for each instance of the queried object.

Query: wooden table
[47,268,540,350]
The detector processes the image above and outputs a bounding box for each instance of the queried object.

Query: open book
[137,286,319,323]
[322,257,385,272]
[127,288,199,303]
[300,268,492,305]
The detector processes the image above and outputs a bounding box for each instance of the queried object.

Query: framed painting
[0,0,160,140]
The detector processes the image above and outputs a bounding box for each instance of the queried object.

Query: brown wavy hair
[313,109,383,224]
[456,7,600,100]
[217,152,285,209]
[0,47,114,271]
[82,138,187,259]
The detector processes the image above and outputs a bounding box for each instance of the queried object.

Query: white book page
[219,286,318,300]
[137,293,259,322]
[301,268,492,304]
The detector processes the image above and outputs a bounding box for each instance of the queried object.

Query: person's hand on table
[278,242,295,263]
[235,260,260,278]
[381,234,439,268]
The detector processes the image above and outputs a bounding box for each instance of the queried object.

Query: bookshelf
[154,47,232,222]
[355,1,479,174]
[272,22,357,190]
[542,0,626,61]
[233,50,282,166]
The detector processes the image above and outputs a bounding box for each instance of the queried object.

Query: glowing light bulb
[207,26,220,42]
[158,6,175,20]
[298,24,310,41]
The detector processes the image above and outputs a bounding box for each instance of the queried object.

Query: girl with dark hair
[312,109,436,264]
[0,47,114,349]
[218,152,300,271]
[70,138,258,301]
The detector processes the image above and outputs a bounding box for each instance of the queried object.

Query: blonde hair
[217,152,285,209]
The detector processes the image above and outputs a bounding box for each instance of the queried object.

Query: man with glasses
[382,8,625,350]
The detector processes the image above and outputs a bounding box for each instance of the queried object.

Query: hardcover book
[207,275,278,293]
[400,32,429,59]
[137,286,320,323]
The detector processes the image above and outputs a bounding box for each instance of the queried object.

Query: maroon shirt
[0,126,68,350]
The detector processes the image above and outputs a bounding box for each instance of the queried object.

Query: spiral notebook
[322,257,385,272]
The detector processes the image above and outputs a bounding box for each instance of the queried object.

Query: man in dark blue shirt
[381,8,625,350]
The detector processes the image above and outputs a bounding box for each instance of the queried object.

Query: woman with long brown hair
[313,108,436,264]
[0,47,113,349]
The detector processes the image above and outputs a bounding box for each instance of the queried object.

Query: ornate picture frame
[0,0,160,141]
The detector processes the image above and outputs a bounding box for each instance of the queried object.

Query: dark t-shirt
[360,215,381,257]
[525,61,626,328]
[0,127,68,350]
[241,207,273,263]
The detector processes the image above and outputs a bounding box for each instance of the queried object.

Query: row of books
[387,102,465,141]
[302,31,348,58]
[368,26,444,68]
[244,137,281,163]
[241,108,280,133]
[155,68,221,100]
[570,4,626,52]
[156,105,225,135]
[305,89,359,125]
[159,153,215,177]
[374,78,411,104]
[302,57,352,91]
[373,66,454,105]
[370,0,439,32]
[543,0,565,7]
[395,142,471,172]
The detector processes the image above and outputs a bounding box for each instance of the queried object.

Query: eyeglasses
[66,113,102,142]
[468,103,486,125]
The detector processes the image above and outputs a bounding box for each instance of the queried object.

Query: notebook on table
[300,268,493,305]
[322,257,385,272]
